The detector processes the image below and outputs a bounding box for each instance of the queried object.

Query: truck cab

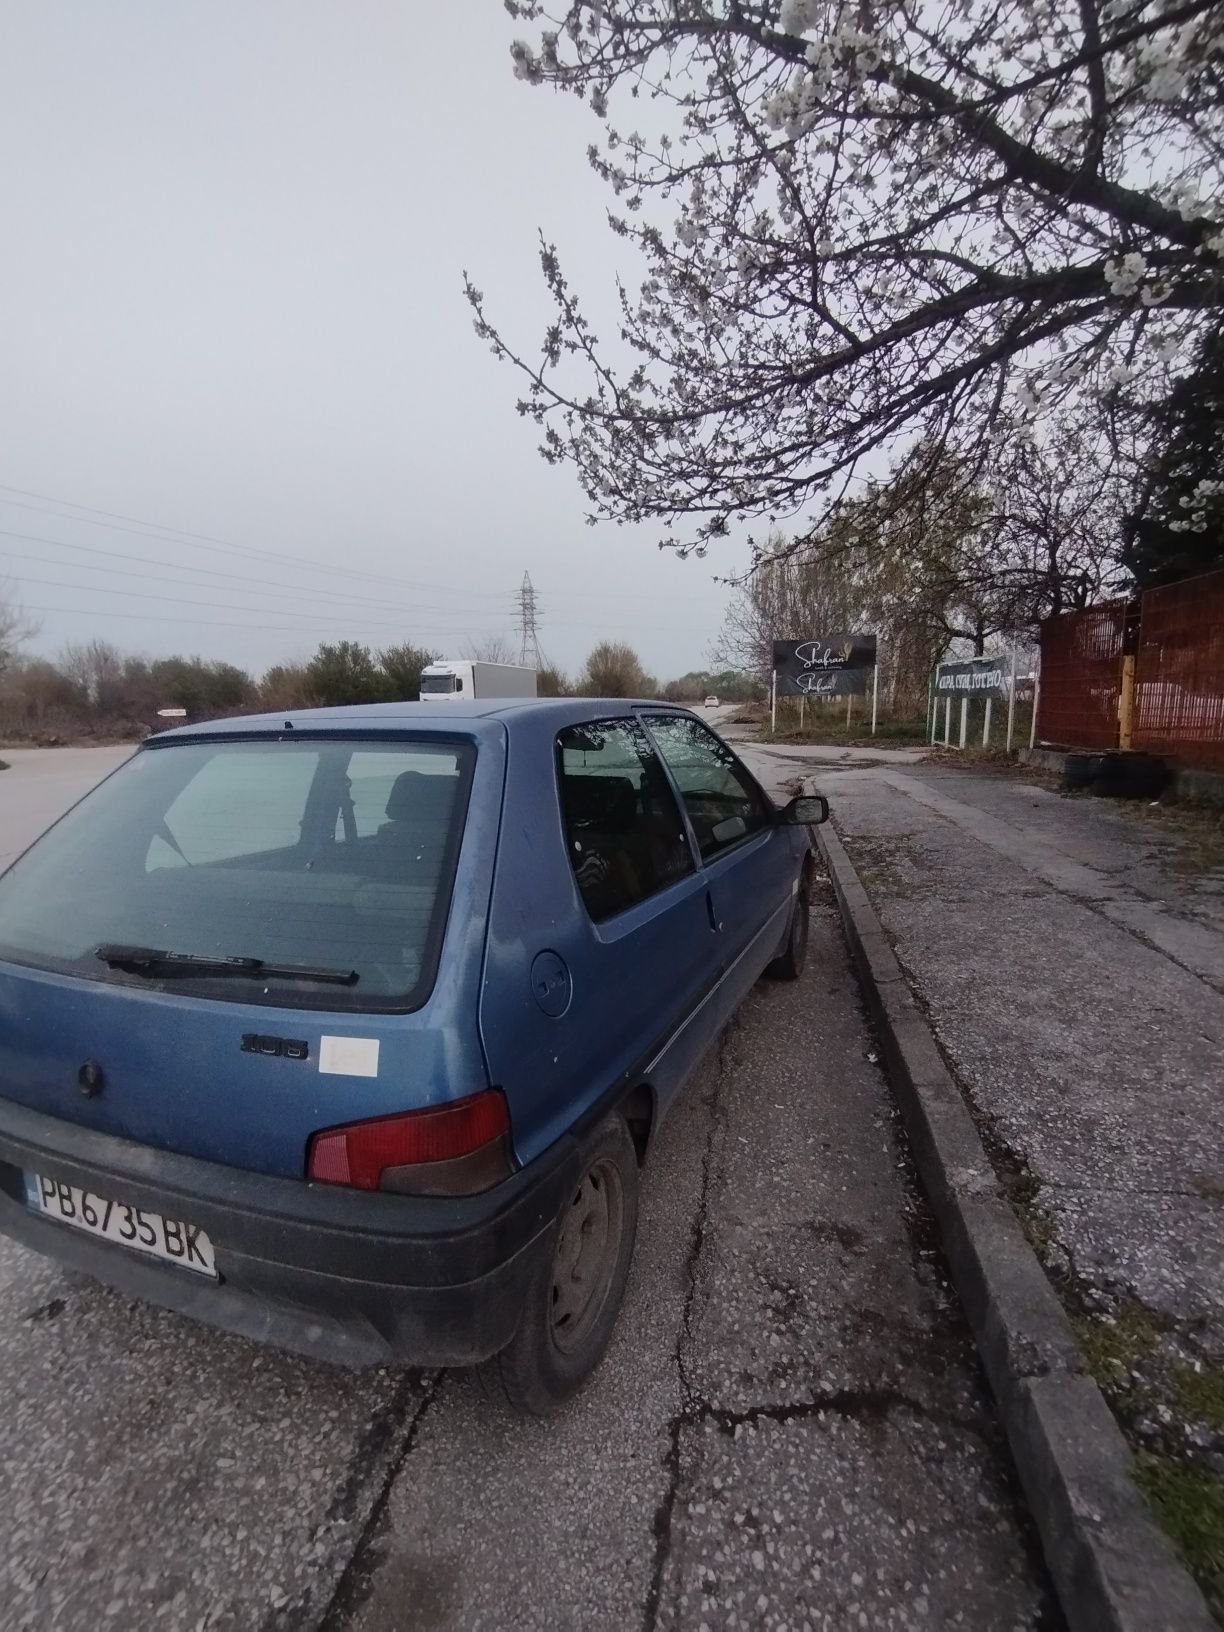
[419,661,472,699]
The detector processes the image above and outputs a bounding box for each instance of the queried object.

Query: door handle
[705,889,719,933]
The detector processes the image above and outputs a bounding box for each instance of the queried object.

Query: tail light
[307,1090,512,1197]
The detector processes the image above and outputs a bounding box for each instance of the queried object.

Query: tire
[481,1114,639,1416]
[1089,752,1170,800]
[765,881,810,981]
[1062,752,1107,791]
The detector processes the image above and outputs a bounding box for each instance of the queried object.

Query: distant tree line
[0,623,748,742]
[0,637,438,741]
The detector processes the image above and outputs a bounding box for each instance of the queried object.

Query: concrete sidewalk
[815,756,1224,1614]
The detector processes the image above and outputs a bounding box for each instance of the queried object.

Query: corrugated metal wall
[1133,568,1224,771]
[1036,603,1128,752]
[1037,569,1224,769]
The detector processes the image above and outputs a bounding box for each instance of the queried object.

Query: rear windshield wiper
[95,943,359,985]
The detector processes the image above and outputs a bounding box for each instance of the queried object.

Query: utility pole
[516,571,542,668]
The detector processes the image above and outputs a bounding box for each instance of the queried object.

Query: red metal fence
[1133,570,1224,771]
[1037,568,1224,771]
[1036,602,1128,752]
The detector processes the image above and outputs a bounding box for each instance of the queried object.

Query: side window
[557,719,694,923]
[149,749,320,868]
[645,715,772,861]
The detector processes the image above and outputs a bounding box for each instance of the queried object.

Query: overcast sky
[0,2,739,681]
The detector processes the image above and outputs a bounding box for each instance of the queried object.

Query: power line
[17,602,424,634]
[0,482,720,607]
[8,572,542,632]
[18,593,711,638]
[0,491,720,638]
[0,533,489,620]
[0,484,509,601]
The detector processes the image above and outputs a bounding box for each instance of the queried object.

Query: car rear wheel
[765,882,809,981]
[481,1114,639,1415]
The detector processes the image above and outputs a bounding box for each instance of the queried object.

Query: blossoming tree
[468,0,1223,567]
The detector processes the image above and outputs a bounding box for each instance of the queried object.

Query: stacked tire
[1061,751,1169,799]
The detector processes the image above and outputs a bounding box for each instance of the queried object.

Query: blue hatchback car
[0,700,826,1411]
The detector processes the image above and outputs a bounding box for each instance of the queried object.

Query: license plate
[24,1172,217,1278]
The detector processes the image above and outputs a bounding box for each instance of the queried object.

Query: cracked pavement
[800,755,1224,1346]
[327,895,1049,1632]
[0,745,1054,1630]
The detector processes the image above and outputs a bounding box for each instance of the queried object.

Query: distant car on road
[0,700,825,1412]
[704,695,719,708]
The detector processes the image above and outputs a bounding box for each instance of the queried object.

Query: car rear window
[0,737,473,1011]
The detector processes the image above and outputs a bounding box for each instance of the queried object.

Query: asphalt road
[0,743,1054,1631]
[0,744,132,869]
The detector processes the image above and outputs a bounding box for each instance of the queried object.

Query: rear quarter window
[556,719,693,923]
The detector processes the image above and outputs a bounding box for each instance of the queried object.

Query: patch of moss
[1018,1206,1057,1260]
[1173,1364,1224,1436]
[1135,1454,1224,1618]
[991,1160,1059,1261]
[1072,1301,1163,1383]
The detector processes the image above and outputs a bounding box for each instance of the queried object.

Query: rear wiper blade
[95,943,358,985]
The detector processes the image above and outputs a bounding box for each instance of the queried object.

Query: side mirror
[781,793,829,826]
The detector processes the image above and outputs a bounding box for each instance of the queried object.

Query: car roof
[149,697,697,743]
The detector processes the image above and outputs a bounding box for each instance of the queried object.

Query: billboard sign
[772,635,877,698]
[933,658,1008,699]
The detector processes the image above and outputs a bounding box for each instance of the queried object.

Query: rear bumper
[0,1095,578,1368]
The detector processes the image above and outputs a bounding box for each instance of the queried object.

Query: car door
[641,711,799,1015]
[482,714,724,1162]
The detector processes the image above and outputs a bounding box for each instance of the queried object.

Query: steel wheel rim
[549,1157,624,1354]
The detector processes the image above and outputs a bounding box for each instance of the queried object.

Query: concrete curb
[1019,746,1224,802]
[813,816,1214,1631]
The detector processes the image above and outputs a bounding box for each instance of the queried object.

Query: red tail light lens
[307,1090,511,1196]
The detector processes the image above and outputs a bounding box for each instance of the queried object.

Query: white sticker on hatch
[319,1036,380,1078]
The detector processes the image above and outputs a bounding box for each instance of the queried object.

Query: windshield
[420,672,460,694]
[0,737,473,1011]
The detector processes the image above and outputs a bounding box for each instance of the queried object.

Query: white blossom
[510,40,542,84]
[780,0,819,36]
[482,0,1223,565]
[1166,177,1202,221]
[1103,251,1147,295]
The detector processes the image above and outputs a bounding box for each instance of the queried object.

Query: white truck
[418,660,537,702]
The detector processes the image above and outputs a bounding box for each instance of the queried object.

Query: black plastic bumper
[0,1096,579,1367]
